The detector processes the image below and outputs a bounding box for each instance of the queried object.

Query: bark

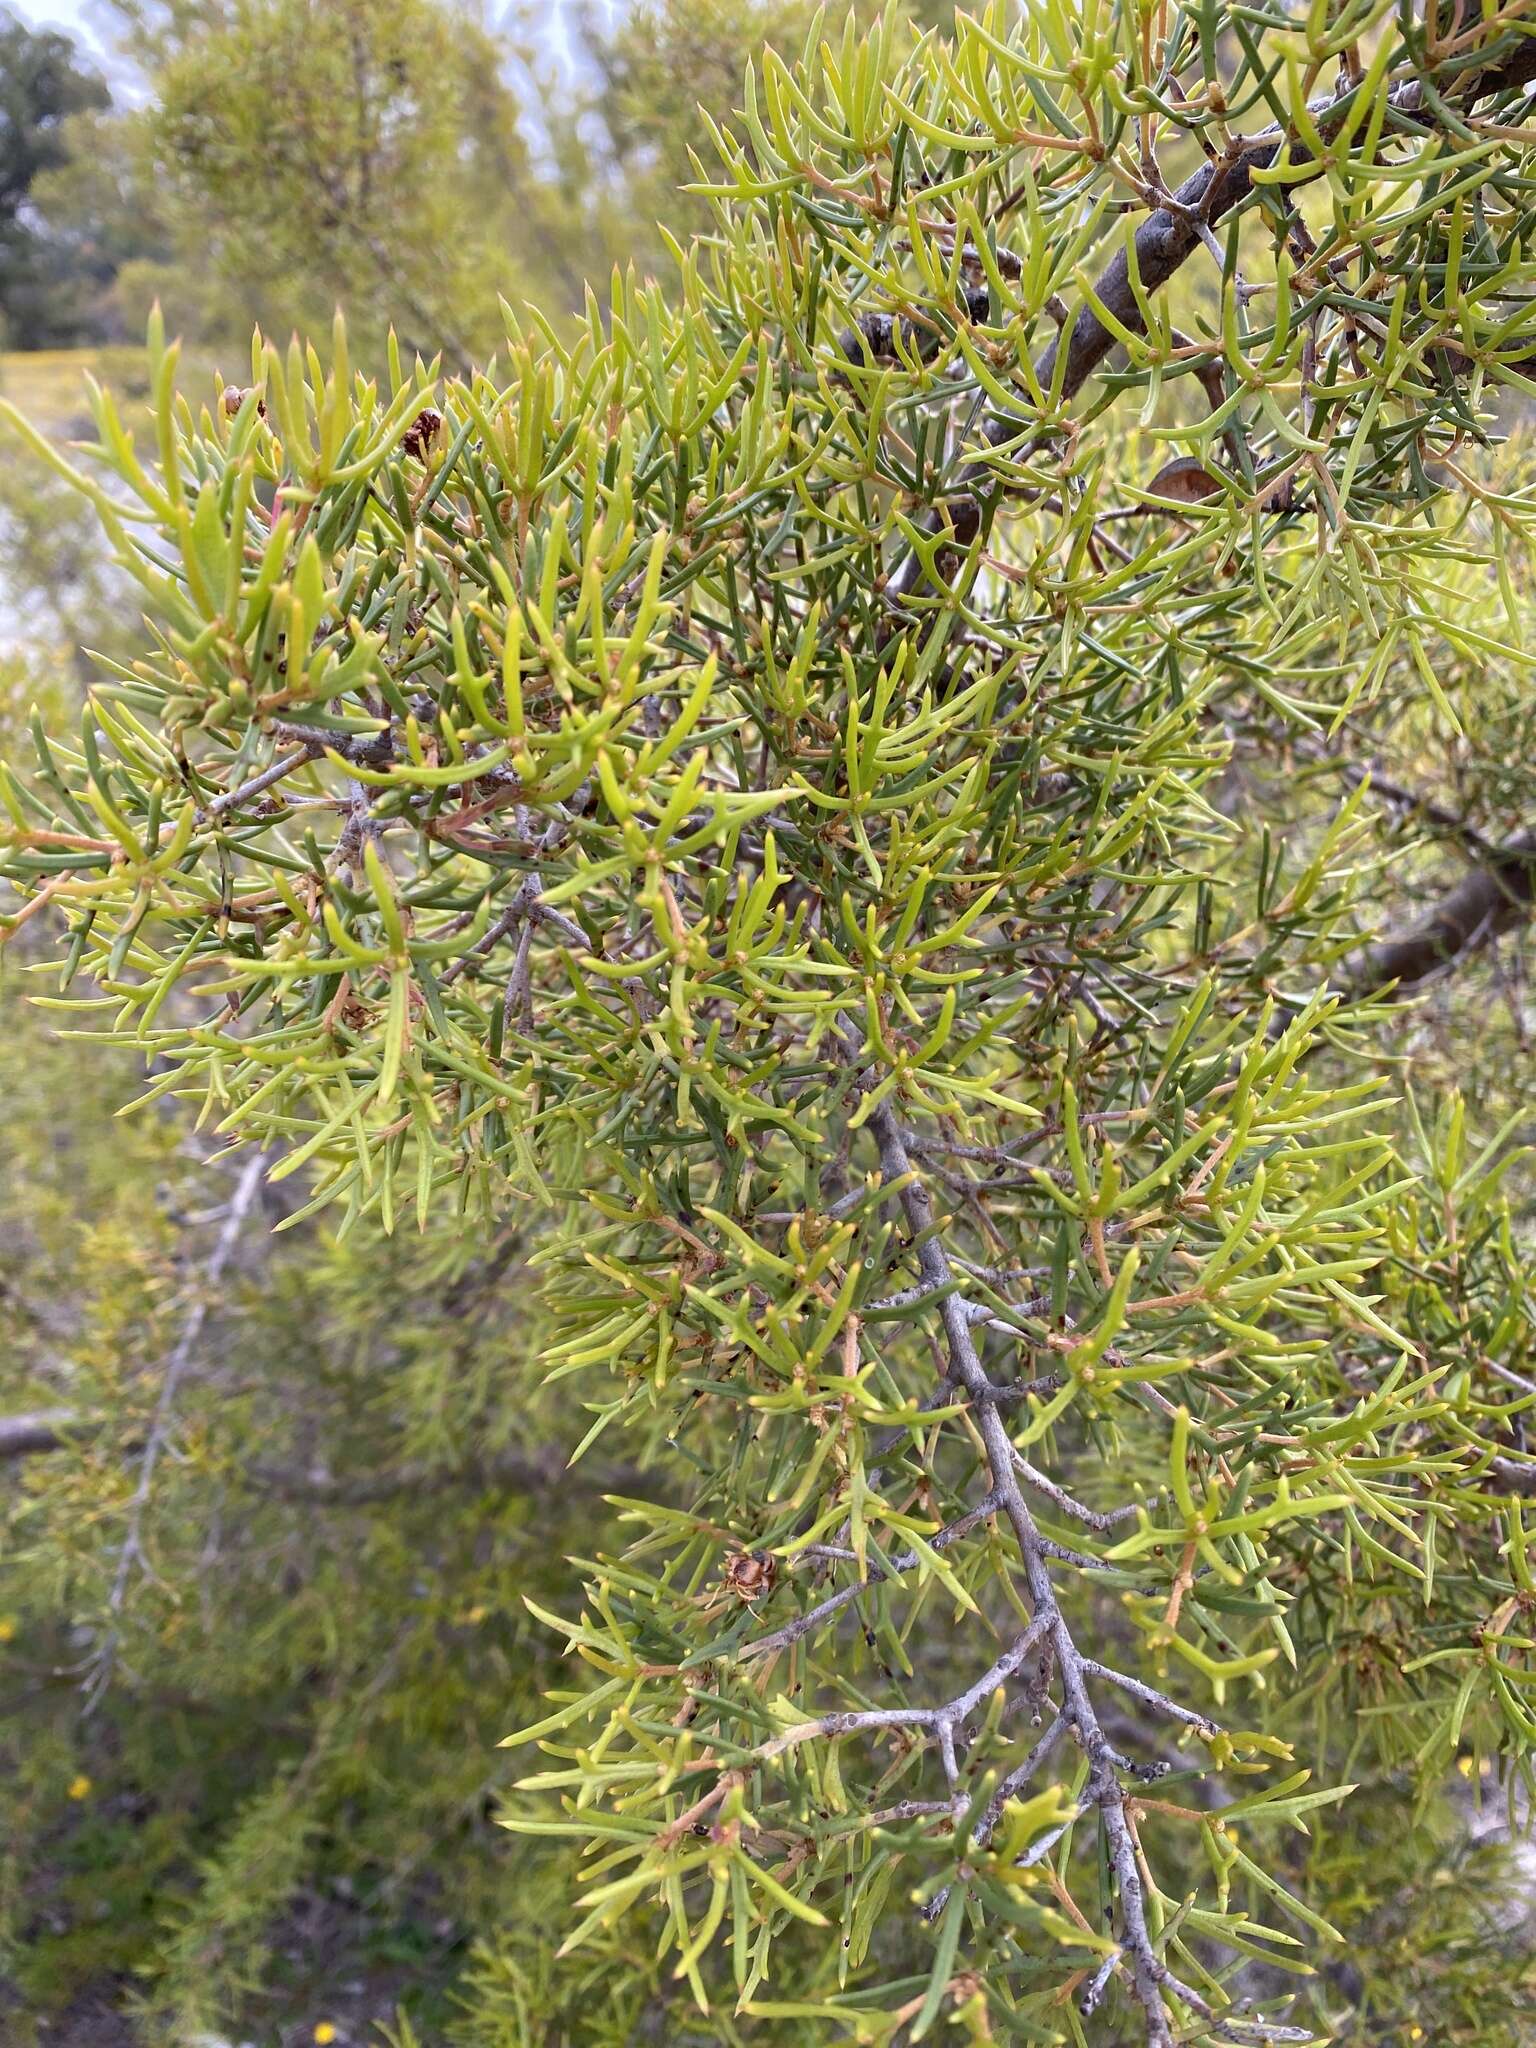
[0,1409,658,1503]
[1355,828,1536,992]
[0,1409,78,1460]
[1039,36,1536,407]
[884,29,1536,608]
[247,1444,662,1506]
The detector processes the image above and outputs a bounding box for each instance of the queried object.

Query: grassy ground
[0,345,224,443]
[0,349,157,438]
[0,349,178,652]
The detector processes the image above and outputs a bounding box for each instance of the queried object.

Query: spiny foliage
[3,3,1536,2041]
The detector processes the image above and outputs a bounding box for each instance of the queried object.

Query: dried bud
[221,385,266,420]
[403,407,442,460]
[1143,456,1223,505]
[722,1549,776,1603]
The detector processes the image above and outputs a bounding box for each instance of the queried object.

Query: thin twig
[86,1149,268,1708]
[863,1087,1213,2044]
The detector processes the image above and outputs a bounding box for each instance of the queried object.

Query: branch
[972,1713,1069,1849]
[740,1492,1003,1660]
[87,1148,268,1707]
[1352,827,1536,992]
[0,1409,79,1460]
[1038,35,1536,408]
[247,1443,663,1506]
[863,1092,1212,2047]
[0,1410,661,1506]
[1011,1449,1141,1532]
[1484,1455,1536,1495]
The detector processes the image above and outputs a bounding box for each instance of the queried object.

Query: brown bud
[222,385,266,420]
[1143,456,1223,505]
[403,406,443,459]
[721,1549,776,1603]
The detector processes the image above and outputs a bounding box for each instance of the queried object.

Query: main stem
[866,1095,1191,2046]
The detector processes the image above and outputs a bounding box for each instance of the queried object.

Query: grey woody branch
[87,1148,268,1707]
[0,1409,79,1460]
[740,1490,1006,1660]
[248,1443,662,1506]
[1353,827,1536,993]
[1038,32,1536,409]
[861,1086,1213,2048]
[883,31,1536,610]
[0,1407,658,1504]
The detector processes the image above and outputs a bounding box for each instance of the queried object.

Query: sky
[11,0,111,53]
[8,0,608,79]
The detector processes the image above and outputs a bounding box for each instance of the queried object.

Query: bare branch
[1353,827,1536,993]
[973,1714,1069,1848]
[1010,1450,1140,1532]
[740,1492,1003,1660]
[0,1410,80,1460]
[862,1087,1211,2047]
[87,1149,268,1707]
[248,1443,663,1507]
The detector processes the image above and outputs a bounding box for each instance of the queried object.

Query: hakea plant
[5,2,1536,2041]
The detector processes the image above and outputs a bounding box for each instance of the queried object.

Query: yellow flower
[0,1618,15,1643]
[313,2026,338,2046]
[67,1775,92,1801]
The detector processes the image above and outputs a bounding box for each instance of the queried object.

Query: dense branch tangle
[5,0,1536,2039]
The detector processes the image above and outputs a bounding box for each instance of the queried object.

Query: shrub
[4,5,1536,2041]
